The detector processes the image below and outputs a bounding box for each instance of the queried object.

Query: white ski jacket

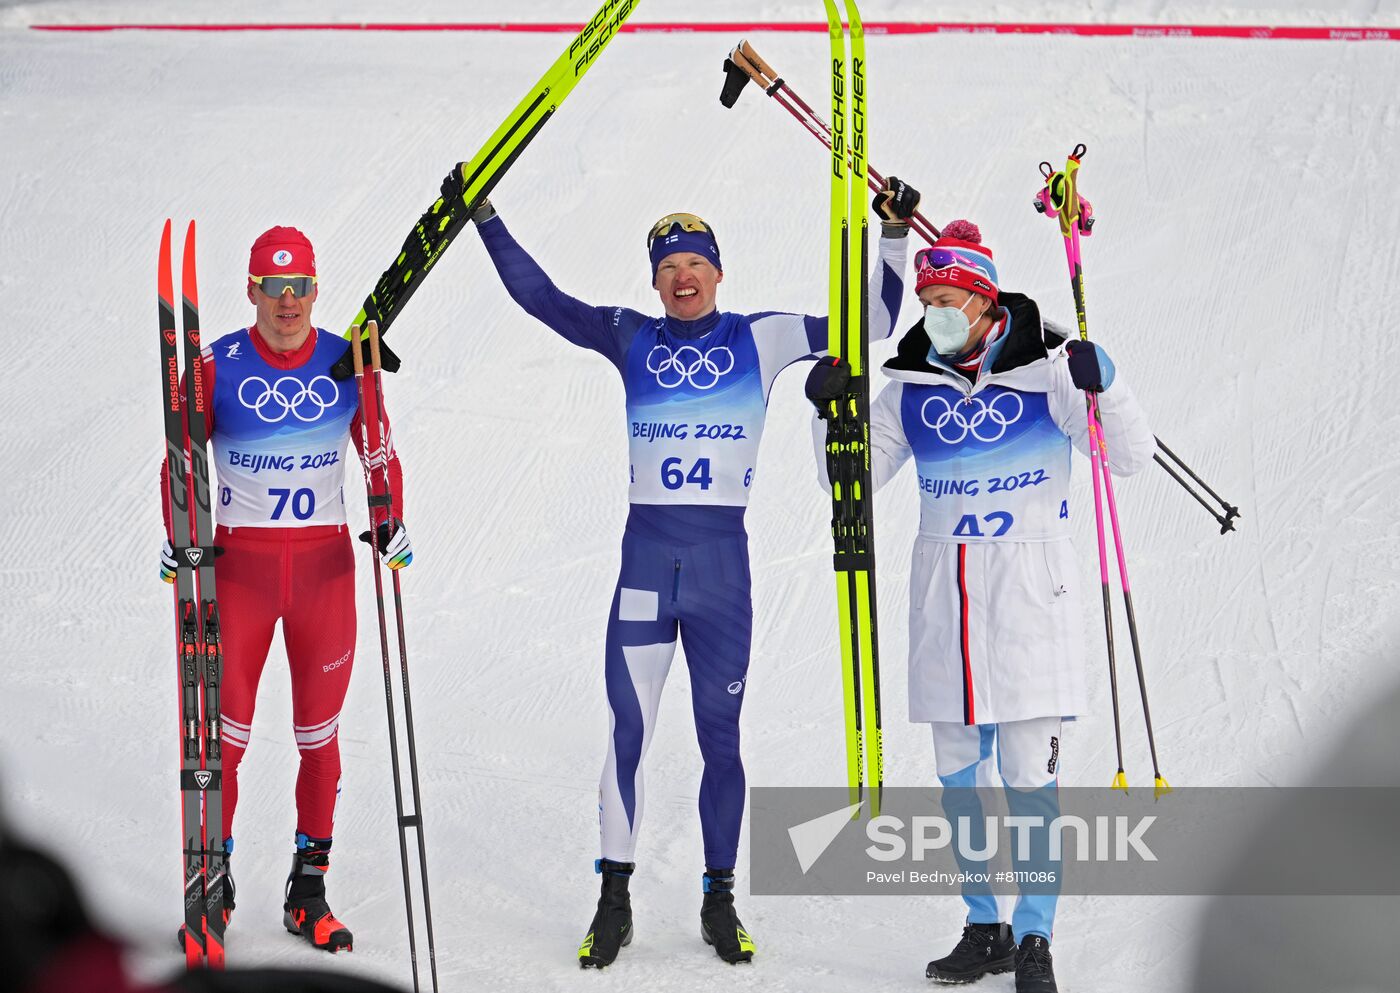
[815,293,1154,724]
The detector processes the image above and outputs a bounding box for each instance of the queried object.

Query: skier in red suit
[160,227,410,952]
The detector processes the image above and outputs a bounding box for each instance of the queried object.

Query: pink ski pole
[1037,146,1169,798]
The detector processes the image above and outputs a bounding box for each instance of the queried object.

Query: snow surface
[2,2,1399,991]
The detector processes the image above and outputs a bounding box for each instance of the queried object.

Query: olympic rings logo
[920,392,1024,444]
[645,344,735,390]
[237,374,340,423]
[644,340,733,386]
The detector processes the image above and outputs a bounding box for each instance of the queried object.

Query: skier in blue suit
[471,181,918,967]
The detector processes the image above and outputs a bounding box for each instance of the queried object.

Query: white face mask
[923,295,981,357]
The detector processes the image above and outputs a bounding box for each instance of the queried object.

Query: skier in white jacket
[808,219,1154,993]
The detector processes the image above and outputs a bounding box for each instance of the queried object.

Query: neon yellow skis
[820,0,883,816]
[332,0,642,378]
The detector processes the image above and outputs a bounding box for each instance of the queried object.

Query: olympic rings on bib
[237,374,341,424]
[920,391,1024,444]
[645,344,735,390]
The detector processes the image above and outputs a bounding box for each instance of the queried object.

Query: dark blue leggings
[598,521,753,869]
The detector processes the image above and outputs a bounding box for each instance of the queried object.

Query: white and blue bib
[624,314,768,507]
[209,328,359,528]
[900,382,1073,541]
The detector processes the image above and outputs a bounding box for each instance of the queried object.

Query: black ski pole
[366,321,440,993]
[1152,453,1236,534]
[1155,437,1240,524]
[350,323,433,993]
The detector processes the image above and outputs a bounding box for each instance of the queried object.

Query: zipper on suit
[671,558,682,604]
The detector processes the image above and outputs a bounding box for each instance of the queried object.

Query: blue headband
[649,228,723,281]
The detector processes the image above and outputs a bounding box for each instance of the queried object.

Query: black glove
[440,163,466,201]
[358,518,413,570]
[872,176,921,224]
[1066,340,1116,393]
[805,356,852,417]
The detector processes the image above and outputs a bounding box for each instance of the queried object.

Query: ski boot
[578,859,634,968]
[1015,934,1058,993]
[699,868,754,964]
[175,840,235,951]
[925,921,1016,984]
[282,835,353,953]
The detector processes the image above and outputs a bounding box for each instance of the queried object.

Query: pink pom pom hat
[913,219,999,304]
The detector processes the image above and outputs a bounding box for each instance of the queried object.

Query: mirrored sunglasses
[250,274,317,298]
[646,212,714,248]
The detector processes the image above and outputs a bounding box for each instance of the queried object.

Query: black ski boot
[282,836,353,953]
[699,868,754,964]
[1015,934,1058,993]
[925,921,1016,984]
[175,842,235,951]
[578,859,634,968]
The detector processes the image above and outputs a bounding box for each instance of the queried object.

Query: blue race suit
[478,214,906,869]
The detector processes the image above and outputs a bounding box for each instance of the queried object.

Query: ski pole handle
[350,323,365,378]
[1034,147,1095,236]
[368,320,383,374]
[724,39,941,244]
[739,40,779,84]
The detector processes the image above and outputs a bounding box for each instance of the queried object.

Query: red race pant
[214,524,355,841]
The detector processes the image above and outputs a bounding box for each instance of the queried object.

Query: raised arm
[751,233,910,395]
[474,205,643,369]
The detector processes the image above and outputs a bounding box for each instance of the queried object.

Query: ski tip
[181,220,199,310]
[159,220,175,304]
[1111,771,1130,794]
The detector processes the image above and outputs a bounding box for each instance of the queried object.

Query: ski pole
[721,39,942,245]
[1039,146,1170,799]
[1034,154,1127,792]
[350,323,438,993]
[1151,452,1236,534]
[366,321,440,993]
[1155,437,1240,527]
